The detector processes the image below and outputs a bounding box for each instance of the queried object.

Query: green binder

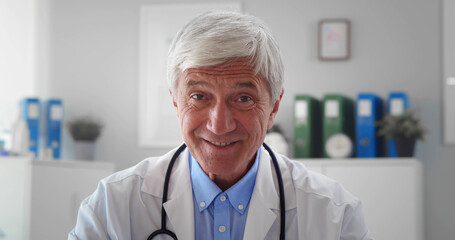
[322,94,355,158]
[294,95,321,158]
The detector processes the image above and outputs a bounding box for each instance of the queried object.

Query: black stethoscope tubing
[148,142,285,240]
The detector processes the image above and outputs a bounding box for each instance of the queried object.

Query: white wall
[0,0,37,133]
[41,0,454,239]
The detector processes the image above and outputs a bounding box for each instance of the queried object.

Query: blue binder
[46,99,63,159]
[21,98,40,157]
[356,93,383,158]
[387,92,409,157]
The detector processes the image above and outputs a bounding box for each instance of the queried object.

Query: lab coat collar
[141,145,195,240]
[243,146,296,239]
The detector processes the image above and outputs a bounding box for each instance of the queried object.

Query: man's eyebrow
[186,80,209,87]
[235,81,257,90]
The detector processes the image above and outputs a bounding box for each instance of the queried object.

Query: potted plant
[67,116,104,160]
[376,108,427,157]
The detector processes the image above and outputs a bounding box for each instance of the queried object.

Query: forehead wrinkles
[184,58,259,79]
[185,66,256,79]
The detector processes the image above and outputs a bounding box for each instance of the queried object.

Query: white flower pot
[74,141,96,160]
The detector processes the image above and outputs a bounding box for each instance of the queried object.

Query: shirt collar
[189,149,260,214]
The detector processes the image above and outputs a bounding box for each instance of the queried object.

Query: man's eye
[191,94,205,100]
[238,96,252,102]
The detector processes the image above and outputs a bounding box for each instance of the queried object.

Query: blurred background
[1,0,454,239]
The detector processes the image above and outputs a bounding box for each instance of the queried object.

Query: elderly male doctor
[69,11,372,240]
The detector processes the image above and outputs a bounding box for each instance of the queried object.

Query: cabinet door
[324,161,423,240]
[0,157,31,240]
[29,162,114,240]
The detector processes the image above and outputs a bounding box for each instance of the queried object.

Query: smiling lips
[208,141,234,147]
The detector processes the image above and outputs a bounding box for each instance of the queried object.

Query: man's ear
[267,89,284,129]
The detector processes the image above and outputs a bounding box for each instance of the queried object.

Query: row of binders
[294,92,408,158]
[10,98,64,159]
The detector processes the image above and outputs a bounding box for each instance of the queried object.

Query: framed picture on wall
[318,19,350,61]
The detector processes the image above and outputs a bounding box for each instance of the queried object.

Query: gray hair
[167,11,284,101]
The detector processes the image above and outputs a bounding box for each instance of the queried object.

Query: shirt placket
[213,193,230,240]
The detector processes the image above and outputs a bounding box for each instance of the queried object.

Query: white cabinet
[300,158,423,240]
[0,157,115,240]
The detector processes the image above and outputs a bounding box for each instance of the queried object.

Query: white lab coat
[69,145,372,240]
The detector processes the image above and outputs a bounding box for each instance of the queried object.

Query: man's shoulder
[281,156,359,206]
[100,147,179,186]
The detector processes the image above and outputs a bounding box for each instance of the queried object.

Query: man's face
[172,58,282,186]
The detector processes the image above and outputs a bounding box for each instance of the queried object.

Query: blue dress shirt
[189,149,260,240]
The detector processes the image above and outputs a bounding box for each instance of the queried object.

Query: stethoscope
[147,142,286,240]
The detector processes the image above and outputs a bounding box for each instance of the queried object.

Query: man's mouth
[209,141,233,147]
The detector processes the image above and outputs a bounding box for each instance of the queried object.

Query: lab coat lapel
[243,147,280,239]
[162,149,195,240]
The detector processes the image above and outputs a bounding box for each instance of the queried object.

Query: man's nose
[206,101,236,135]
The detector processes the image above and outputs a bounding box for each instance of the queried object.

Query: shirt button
[220,195,226,202]
[218,225,226,233]
[238,204,244,210]
[200,201,206,208]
